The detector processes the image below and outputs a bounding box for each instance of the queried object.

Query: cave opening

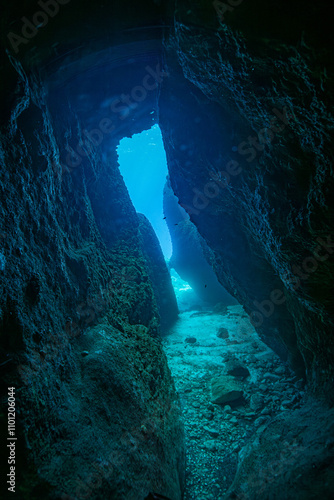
[116,122,241,317]
[117,124,172,259]
[116,122,200,310]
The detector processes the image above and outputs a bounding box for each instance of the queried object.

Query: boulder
[211,375,243,405]
[217,327,229,339]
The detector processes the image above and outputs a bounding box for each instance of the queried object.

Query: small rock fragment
[185,337,197,344]
[263,372,280,381]
[250,393,264,411]
[254,416,268,427]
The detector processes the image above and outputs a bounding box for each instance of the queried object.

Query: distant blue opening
[117,124,172,259]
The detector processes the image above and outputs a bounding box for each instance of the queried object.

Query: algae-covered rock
[0,65,185,498]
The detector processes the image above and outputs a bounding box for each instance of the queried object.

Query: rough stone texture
[211,375,243,405]
[0,62,184,499]
[224,399,334,500]
[249,394,264,412]
[164,179,237,306]
[159,0,334,400]
[138,213,179,331]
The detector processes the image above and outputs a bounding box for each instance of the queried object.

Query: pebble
[185,337,197,344]
[245,411,256,417]
[260,408,271,415]
[250,394,264,411]
[246,354,257,363]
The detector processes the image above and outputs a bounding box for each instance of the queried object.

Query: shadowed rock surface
[0,11,185,494]
[138,213,179,331]
[159,0,334,395]
[163,179,237,306]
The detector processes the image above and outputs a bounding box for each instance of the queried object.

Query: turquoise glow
[117,124,172,259]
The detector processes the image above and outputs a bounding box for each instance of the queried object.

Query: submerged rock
[225,402,334,500]
[250,394,264,412]
[0,70,185,498]
[211,375,244,405]
[217,327,229,339]
[138,213,179,331]
[185,336,197,344]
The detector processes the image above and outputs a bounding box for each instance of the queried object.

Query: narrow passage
[162,305,305,500]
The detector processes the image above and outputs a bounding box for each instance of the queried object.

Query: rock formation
[138,213,179,331]
[164,179,237,306]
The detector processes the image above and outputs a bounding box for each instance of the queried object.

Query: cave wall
[159,58,303,370]
[138,213,179,331]
[163,179,237,306]
[0,52,184,498]
[1,3,188,498]
[158,0,334,400]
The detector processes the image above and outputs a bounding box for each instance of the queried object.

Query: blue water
[117,125,172,259]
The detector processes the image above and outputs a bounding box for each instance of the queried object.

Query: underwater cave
[1,1,334,499]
